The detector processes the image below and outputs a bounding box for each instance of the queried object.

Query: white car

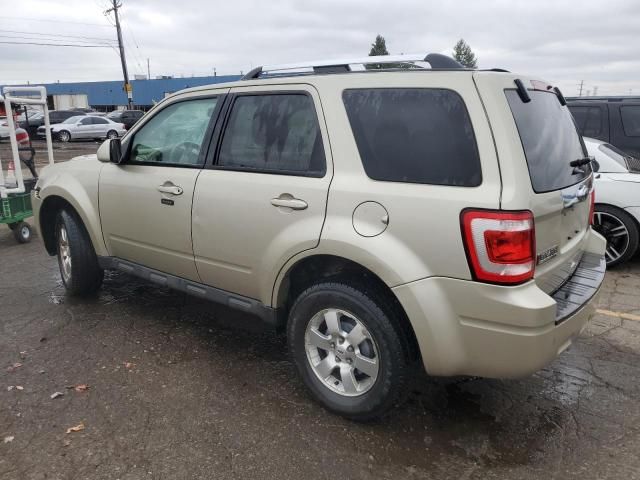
[37,115,126,142]
[585,137,640,266]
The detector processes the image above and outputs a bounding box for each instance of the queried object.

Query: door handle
[157,184,183,195]
[270,196,308,210]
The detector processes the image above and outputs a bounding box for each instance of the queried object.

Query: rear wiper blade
[569,156,594,167]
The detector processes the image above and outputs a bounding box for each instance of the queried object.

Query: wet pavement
[1,227,640,480]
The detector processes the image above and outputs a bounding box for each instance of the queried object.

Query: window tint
[130,97,217,166]
[569,106,603,138]
[218,94,325,176]
[506,90,589,193]
[79,117,93,125]
[91,117,108,125]
[621,106,640,137]
[342,89,481,186]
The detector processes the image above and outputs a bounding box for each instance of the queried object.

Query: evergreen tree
[369,35,389,56]
[452,39,478,68]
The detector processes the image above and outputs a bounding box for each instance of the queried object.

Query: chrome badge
[537,245,559,265]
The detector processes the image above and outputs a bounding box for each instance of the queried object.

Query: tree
[452,39,478,69]
[369,34,389,57]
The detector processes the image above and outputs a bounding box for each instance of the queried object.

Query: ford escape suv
[32,53,606,420]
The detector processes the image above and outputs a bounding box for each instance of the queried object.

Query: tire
[55,209,104,295]
[106,130,118,140]
[287,282,411,421]
[13,221,31,243]
[57,130,71,142]
[593,204,640,267]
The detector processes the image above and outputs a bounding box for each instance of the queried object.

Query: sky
[2,0,639,96]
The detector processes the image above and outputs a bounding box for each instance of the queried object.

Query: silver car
[37,115,126,142]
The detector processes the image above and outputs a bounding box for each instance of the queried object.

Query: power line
[0,41,111,47]
[0,29,115,42]
[2,15,112,27]
[0,34,116,47]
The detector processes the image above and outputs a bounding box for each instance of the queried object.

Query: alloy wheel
[593,211,630,264]
[58,224,72,282]
[304,308,379,397]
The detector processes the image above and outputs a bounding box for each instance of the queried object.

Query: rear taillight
[461,209,535,285]
[589,189,595,225]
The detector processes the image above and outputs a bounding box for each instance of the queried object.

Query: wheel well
[39,196,76,255]
[276,255,419,360]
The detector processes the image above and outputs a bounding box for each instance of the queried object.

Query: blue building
[4,75,242,109]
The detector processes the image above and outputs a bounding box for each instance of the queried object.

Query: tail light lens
[589,189,595,225]
[461,209,536,285]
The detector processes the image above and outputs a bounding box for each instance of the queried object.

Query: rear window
[342,88,481,186]
[506,90,589,193]
[568,105,604,138]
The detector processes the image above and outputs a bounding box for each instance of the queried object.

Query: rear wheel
[57,130,71,142]
[55,209,104,295]
[593,204,639,267]
[12,221,31,243]
[287,282,411,421]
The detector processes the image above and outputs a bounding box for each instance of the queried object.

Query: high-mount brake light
[461,210,536,285]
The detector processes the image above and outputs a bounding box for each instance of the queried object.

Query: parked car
[0,117,8,140]
[32,54,606,420]
[583,137,640,266]
[17,111,45,135]
[37,115,126,142]
[70,107,96,113]
[568,97,640,159]
[107,109,144,129]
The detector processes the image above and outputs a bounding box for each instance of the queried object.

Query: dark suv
[567,97,640,158]
[107,109,144,129]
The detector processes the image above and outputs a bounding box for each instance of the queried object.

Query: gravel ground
[1,140,640,479]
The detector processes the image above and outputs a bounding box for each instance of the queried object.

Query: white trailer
[49,93,89,110]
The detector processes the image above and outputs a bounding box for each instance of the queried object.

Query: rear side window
[342,89,481,186]
[218,94,326,176]
[569,106,603,138]
[506,90,589,193]
[621,106,640,137]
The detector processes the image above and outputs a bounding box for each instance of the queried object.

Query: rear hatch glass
[505,88,593,293]
[506,90,590,192]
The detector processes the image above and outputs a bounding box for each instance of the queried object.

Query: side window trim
[206,90,327,178]
[123,94,226,169]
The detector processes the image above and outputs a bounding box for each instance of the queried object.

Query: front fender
[34,162,106,256]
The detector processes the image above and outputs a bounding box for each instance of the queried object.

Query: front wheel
[57,130,71,142]
[593,204,640,267]
[13,221,32,243]
[288,282,412,421]
[55,209,104,295]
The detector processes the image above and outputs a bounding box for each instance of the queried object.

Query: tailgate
[473,72,594,293]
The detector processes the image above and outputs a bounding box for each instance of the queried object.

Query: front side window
[79,117,92,125]
[342,88,481,186]
[621,106,640,137]
[217,94,326,176]
[130,97,218,166]
[92,117,109,125]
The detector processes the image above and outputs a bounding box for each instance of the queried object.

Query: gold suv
[33,54,607,420]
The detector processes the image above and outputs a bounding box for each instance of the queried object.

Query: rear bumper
[393,228,607,378]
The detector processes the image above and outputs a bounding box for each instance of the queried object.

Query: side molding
[98,257,281,328]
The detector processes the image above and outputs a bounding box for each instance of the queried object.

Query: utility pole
[106,0,133,108]
[578,80,584,97]
[147,58,150,80]
[593,86,598,96]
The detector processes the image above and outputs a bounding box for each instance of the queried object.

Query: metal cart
[0,86,54,243]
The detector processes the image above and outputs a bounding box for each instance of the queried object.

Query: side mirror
[97,138,124,164]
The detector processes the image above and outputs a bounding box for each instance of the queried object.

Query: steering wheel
[170,141,200,164]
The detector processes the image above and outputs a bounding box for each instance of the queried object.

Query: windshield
[506,90,590,193]
[62,116,84,124]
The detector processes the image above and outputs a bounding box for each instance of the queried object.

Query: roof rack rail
[242,53,464,80]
